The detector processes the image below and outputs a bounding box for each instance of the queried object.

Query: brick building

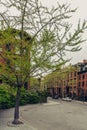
[77,60,87,99]
[45,60,87,100]
[0,28,31,89]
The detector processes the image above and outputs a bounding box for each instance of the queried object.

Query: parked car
[62,97,72,102]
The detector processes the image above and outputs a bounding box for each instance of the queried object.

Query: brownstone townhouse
[45,60,87,100]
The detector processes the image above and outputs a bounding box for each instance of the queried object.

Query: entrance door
[66,86,69,97]
[59,88,62,97]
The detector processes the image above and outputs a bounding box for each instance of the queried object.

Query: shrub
[37,90,48,103]
[0,93,10,109]
[20,88,39,105]
[0,84,16,109]
[28,92,40,104]
[0,85,48,109]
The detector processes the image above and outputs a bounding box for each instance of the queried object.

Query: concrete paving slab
[43,100,60,105]
[1,99,87,130]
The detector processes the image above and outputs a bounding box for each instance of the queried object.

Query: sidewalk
[1,99,87,130]
[0,100,59,130]
[0,123,37,130]
[0,107,38,130]
[73,100,87,105]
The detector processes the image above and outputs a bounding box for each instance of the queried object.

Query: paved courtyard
[0,99,87,130]
[21,100,87,130]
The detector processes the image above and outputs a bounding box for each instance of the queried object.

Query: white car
[62,97,72,102]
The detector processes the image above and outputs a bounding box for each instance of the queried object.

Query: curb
[72,100,87,105]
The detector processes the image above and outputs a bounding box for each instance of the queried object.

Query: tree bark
[12,86,23,124]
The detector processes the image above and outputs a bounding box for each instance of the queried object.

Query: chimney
[83,59,87,64]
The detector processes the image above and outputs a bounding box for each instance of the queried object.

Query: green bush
[0,85,48,109]
[37,90,48,103]
[28,92,40,104]
[20,89,29,105]
[20,88,39,105]
[0,93,10,109]
[0,84,16,109]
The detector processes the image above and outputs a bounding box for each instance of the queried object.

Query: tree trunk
[12,86,23,124]
[27,76,30,90]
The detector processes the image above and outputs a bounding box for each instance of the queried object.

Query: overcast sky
[41,0,87,64]
[1,0,87,65]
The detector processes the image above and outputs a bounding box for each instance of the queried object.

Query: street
[0,99,87,130]
[21,100,87,130]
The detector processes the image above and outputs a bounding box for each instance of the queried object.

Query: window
[78,75,81,80]
[78,82,81,87]
[83,67,85,71]
[74,72,76,76]
[85,65,87,70]
[82,75,85,79]
[74,86,76,91]
[86,81,87,87]
[6,43,11,51]
[82,81,84,87]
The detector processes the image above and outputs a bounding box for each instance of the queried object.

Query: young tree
[0,0,87,124]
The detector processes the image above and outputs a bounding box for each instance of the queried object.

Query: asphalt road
[21,100,87,130]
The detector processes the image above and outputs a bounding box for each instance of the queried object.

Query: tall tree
[0,0,87,124]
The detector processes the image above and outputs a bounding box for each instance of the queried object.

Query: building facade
[45,60,87,100]
[77,60,87,100]
[0,28,31,90]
